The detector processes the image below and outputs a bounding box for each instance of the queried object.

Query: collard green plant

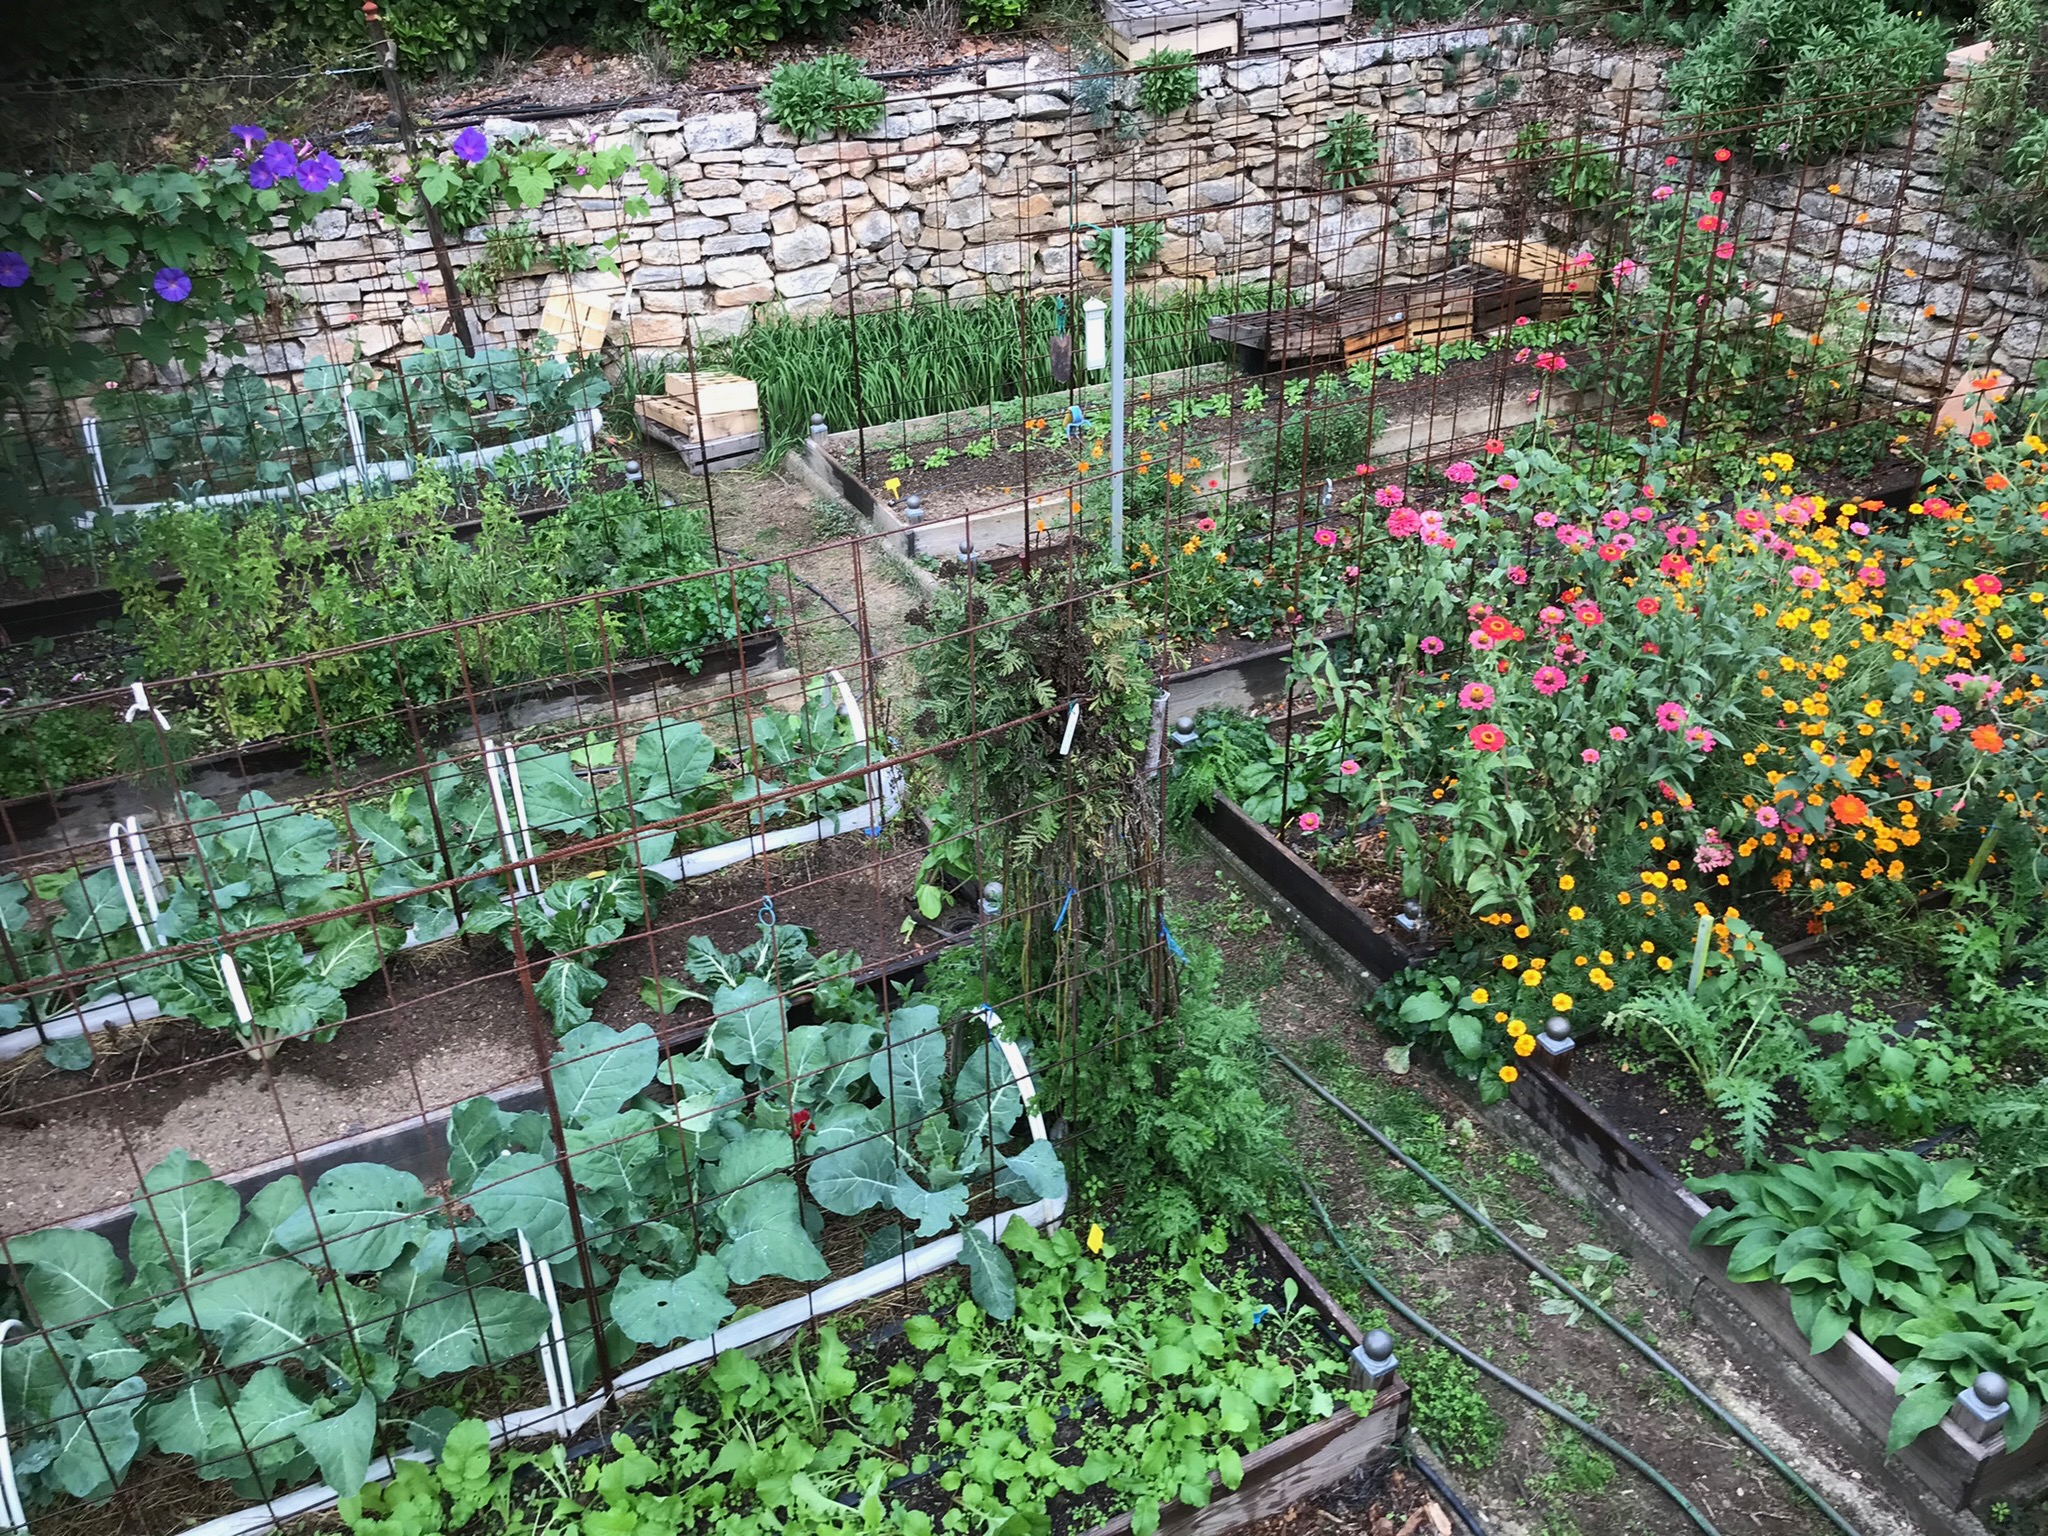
[760,55,888,144]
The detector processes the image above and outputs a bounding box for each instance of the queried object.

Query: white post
[341,386,372,488]
[1109,224,1128,566]
[79,416,112,512]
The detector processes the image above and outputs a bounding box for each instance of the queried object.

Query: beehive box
[1106,0,1239,59]
[537,273,624,356]
[1241,0,1349,53]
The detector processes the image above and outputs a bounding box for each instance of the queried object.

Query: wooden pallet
[1105,0,1239,57]
[1241,0,1349,52]
[636,404,762,473]
[1209,264,1541,369]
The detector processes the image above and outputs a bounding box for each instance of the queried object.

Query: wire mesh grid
[0,30,2028,1530]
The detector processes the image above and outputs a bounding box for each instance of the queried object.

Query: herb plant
[760,55,888,144]
[1316,111,1383,190]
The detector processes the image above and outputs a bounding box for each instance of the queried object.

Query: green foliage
[760,55,887,144]
[648,0,863,56]
[0,161,342,401]
[1061,945,1294,1255]
[1085,221,1167,271]
[1134,50,1201,118]
[1668,0,1949,162]
[965,0,1027,27]
[1946,0,2048,251]
[1690,1149,2045,1449]
[704,285,1264,454]
[1316,111,1383,190]
[342,1221,1366,1536]
[1798,1013,1985,1141]
[1406,1344,1504,1469]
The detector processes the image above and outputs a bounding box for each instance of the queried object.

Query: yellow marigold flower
[1514,1034,1537,1057]
[1558,875,1576,891]
[1522,970,1542,987]
[1499,1065,1519,1084]
[1567,905,1585,922]
[1471,987,1490,1005]
[1552,993,1573,1011]
[1508,1018,1528,1037]
[1501,955,1519,970]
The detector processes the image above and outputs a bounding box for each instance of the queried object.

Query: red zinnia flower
[1468,723,1506,752]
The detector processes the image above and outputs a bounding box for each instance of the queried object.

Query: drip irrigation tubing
[1405,1436,1488,1536]
[1297,1177,1723,1536]
[1268,1044,1867,1536]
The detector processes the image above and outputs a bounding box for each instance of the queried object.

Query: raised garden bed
[1192,792,2048,1513]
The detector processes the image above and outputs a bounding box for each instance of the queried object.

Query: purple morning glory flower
[295,152,342,194]
[258,140,297,178]
[229,124,267,150]
[248,164,276,190]
[153,267,192,303]
[0,250,28,288]
[451,126,489,164]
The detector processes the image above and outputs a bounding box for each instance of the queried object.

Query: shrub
[1668,0,1949,161]
[759,53,887,142]
[965,0,1026,27]
[1134,49,1200,117]
[1316,111,1383,190]
[1945,0,2048,248]
[647,0,861,56]
[1083,221,1166,270]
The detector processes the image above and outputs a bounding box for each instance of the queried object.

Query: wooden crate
[638,392,762,443]
[1109,16,1238,59]
[537,273,623,356]
[1241,0,1349,51]
[663,370,759,417]
[1104,0,1238,36]
[1472,239,1585,299]
[636,399,762,472]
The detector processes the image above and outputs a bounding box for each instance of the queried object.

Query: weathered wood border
[1196,792,2045,1512]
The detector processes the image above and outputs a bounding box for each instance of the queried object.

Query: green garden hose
[1299,1177,1723,1536]
[1270,1045,1867,1536]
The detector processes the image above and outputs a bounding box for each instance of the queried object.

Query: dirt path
[1166,850,1944,1536]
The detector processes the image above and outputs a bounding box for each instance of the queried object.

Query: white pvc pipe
[81,409,602,523]
[0,1320,29,1533]
[175,1009,1062,1536]
[107,824,155,954]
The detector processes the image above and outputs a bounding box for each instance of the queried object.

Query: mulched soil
[1246,1461,1458,1536]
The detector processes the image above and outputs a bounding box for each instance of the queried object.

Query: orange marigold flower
[1830,794,1868,826]
[1971,724,2005,753]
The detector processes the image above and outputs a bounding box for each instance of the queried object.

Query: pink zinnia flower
[1298,811,1321,833]
[1790,565,1822,590]
[1655,702,1688,731]
[1651,185,1674,201]
[1459,682,1497,710]
[1468,631,1496,652]
[1195,516,1217,533]
[1713,241,1735,260]
[1573,602,1604,627]
[1498,474,1518,490]
[1386,508,1422,537]
[1608,726,1629,741]
[1581,748,1601,764]
[1665,524,1699,550]
[1540,606,1566,627]
[1532,666,1569,695]
[1420,635,1445,655]
[1534,511,1559,529]
[1507,565,1529,585]
[1856,565,1885,588]
[1444,460,1477,485]
[1602,509,1631,531]
[1969,573,2004,596]
[1755,805,1781,829]
[1340,759,1360,775]
[1659,553,1692,578]
[1697,214,1720,233]
[1932,705,1962,731]
[1686,726,1717,753]
[1313,526,1336,547]
[1375,484,1406,508]
[1735,508,1768,532]
[1612,257,1639,280]
[1598,543,1625,563]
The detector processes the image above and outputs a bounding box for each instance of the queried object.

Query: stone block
[684,111,759,154]
[775,262,839,298]
[704,254,773,288]
[704,231,772,256]
[772,222,832,266]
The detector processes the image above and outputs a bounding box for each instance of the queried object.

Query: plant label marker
[1060,701,1081,756]
[219,950,253,1027]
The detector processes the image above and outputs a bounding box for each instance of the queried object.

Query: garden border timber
[1191,792,2048,1519]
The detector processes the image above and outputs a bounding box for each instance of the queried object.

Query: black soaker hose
[1271,1045,1866,1536]
[1405,1436,1489,1536]
[1299,1178,1724,1536]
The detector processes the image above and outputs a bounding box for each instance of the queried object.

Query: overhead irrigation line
[1268,1045,1869,1536]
